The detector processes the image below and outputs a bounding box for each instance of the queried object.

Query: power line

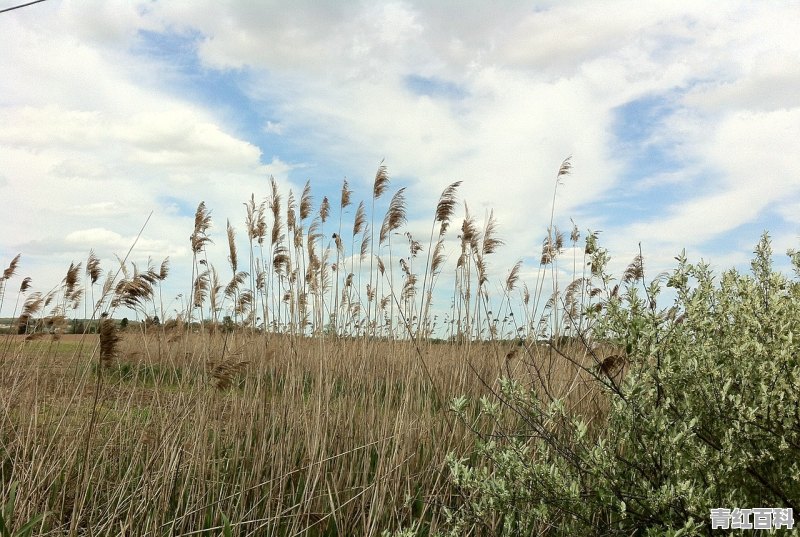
[0,0,49,14]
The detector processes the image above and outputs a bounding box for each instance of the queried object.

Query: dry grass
[0,331,611,536]
[0,159,623,535]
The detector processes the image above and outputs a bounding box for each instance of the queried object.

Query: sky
[1,0,799,326]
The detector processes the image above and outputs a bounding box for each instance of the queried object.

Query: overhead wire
[0,0,50,15]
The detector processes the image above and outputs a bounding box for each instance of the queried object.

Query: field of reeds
[0,160,656,535]
[0,330,612,536]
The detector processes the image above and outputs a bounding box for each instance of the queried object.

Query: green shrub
[440,232,800,535]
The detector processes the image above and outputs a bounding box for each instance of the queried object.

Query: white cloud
[1,0,799,321]
[64,201,123,217]
[0,4,284,312]
[630,107,800,248]
[264,121,284,135]
[64,228,169,253]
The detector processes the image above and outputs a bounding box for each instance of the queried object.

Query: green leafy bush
[440,232,800,535]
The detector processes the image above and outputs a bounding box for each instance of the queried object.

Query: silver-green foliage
[440,232,800,535]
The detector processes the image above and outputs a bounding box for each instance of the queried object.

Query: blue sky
[1,1,799,326]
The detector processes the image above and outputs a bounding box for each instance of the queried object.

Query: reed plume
[270,176,282,245]
[191,202,213,253]
[379,188,407,245]
[17,291,43,333]
[112,271,154,311]
[273,246,290,275]
[99,315,119,368]
[0,254,21,318]
[373,161,390,200]
[435,181,461,236]
[353,201,366,237]
[235,289,253,318]
[460,204,479,252]
[64,262,82,297]
[209,359,249,390]
[225,271,248,299]
[481,210,503,256]
[505,260,522,292]
[623,254,644,283]
[300,181,313,221]
[562,276,589,332]
[69,289,83,311]
[340,179,352,209]
[333,233,344,257]
[307,220,321,264]
[570,219,580,244]
[540,227,564,265]
[558,156,573,178]
[19,277,32,293]
[3,254,21,280]
[158,258,169,281]
[193,270,209,309]
[245,194,258,239]
[227,219,238,273]
[319,196,330,223]
[86,251,101,285]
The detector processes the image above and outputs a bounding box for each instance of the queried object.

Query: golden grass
[0,331,611,536]
[0,160,619,534]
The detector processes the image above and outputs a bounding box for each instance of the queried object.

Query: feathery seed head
[159,257,170,280]
[436,181,461,235]
[482,210,503,256]
[19,277,32,293]
[287,190,297,230]
[505,260,522,291]
[623,254,644,283]
[558,156,572,178]
[320,196,330,223]
[570,219,580,244]
[379,188,407,245]
[353,201,366,237]
[2,254,21,280]
[373,161,390,199]
[99,317,119,367]
[340,178,352,209]
[64,262,81,296]
[300,180,313,220]
[86,250,101,284]
[226,219,238,273]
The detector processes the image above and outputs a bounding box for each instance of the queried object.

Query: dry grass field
[0,330,610,536]
[0,161,628,535]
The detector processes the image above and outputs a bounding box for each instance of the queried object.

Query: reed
[0,158,621,535]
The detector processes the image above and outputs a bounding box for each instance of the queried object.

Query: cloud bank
[1,0,798,319]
